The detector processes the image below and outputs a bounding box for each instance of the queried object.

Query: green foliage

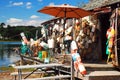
[0,25,42,41]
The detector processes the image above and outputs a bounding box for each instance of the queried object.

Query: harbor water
[0,42,21,67]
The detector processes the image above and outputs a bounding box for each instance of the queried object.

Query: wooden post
[71,55,74,80]
[115,8,118,66]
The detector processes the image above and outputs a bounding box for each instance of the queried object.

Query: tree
[0,25,42,41]
[0,22,5,28]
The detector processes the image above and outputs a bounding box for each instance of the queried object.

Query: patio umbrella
[38,4,91,18]
[38,4,92,35]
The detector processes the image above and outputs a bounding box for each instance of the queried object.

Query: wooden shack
[83,0,120,66]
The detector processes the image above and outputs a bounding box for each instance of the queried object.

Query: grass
[0,66,14,72]
[0,66,35,72]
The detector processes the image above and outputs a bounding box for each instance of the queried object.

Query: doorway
[98,12,111,60]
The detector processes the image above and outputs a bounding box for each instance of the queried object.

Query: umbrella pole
[61,18,66,55]
[63,9,67,54]
[61,10,67,63]
[63,18,66,36]
[63,9,67,36]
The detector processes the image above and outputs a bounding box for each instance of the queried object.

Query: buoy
[47,38,54,48]
[71,41,78,51]
[40,41,49,50]
[22,36,28,44]
[108,38,114,48]
[71,52,87,75]
[78,62,87,75]
[20,32,28,44]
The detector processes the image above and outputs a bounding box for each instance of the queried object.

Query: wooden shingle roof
[83,0,120,10]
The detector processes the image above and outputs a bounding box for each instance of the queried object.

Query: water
[0,42,21,67]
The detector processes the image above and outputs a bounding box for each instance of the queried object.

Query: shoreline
[0,71,13,80]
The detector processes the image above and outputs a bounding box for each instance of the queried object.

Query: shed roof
[83,0,120,10]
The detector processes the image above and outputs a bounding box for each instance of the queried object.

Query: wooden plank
[22,75,71,80]
[14,63,63,69]
[115,8,118,66]
[11,70,55,76]
[19,54,44,63]
[11,71,44,76]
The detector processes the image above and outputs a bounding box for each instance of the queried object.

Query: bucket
[42,51,48,59]
[44,58,49,63]
[38,51,42,59]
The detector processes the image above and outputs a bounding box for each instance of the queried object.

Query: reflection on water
[0,42,21,66]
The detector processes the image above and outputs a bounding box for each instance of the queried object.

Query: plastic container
[38,51,42,59]
[42,51,48,59]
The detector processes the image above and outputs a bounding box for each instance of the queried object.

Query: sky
[0,0,89,27]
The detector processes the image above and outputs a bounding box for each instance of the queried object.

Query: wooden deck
[14,52,118,80]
